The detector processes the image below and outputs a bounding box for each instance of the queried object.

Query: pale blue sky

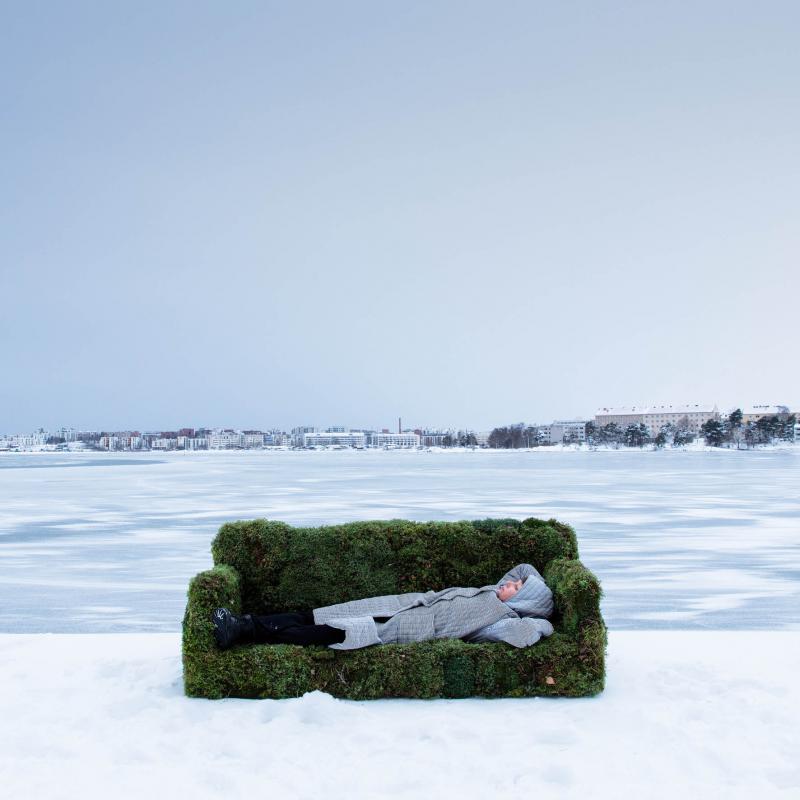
[2,1,798,433]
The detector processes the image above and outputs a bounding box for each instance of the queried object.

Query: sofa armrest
[544,558,602,635]
[182,565,242,656]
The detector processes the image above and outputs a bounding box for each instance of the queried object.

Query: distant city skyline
[3,2,799,431]
[2,400,794,441]
[4,401,796,452]
[2,399,798,437]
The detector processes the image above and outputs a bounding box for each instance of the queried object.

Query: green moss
[184,517,607,699]
[442,649,476,698]
[544,557,603,634]
[182,564,242,697]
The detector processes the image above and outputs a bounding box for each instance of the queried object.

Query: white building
[303,431,366,448]
[549,420,588,444]
[11,432,47,450]
[150,438,177,450]
[420,430,453,447]
[534,425,551,444]
[368,432,420,448]
[177,436,208,450]
[208,431,244,449]
[243,433,265,448]
[291,427,316,447]
[101,434,143,451]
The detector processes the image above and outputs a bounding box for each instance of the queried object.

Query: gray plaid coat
[313,563,551,650]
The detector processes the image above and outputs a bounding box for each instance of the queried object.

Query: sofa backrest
[211,517,579,614]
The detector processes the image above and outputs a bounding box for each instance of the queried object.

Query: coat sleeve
[496,563,544,586]
[323,616,383,650]
[466,617,554,648]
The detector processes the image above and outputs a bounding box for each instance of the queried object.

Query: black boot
[211,608,254,650]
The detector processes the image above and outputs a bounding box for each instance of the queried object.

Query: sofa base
[183,629,605,700]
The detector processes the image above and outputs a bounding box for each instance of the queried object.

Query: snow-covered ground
[2,451,798,797]
[1,631,797,799]
[1,449,798,632]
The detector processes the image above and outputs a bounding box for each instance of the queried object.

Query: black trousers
[250,611,346,646]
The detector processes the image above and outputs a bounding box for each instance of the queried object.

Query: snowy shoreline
[1,631,797,799]
[3,441,799,456]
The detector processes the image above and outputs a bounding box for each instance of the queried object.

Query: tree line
[438,431,478,447]
[487,424,539,449]
[699,409,796,448]
[485,410,796,449]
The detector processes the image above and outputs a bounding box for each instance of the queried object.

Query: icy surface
[0,449,798,632]
[0,631,797,799]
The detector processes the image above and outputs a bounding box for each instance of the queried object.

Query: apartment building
[291,426,316,447]
[740,405,793,424]
[418,430,453,447]
[242,432,265,448]
[368,432,420,448]
[150,437,177,450]
[2,431,49,449]
[595,405,719,435]
[549,420,588,444]
[534,425,551,444]
[177,436,209,450]
[208,430,244,449]
[100,433,142,450]
[303,431,366,448]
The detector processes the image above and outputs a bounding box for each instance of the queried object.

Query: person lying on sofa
[212,563,554,651]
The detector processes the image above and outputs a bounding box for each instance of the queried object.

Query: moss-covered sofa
[182,517,606,699]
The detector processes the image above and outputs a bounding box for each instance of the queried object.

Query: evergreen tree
[456,431,478,447]
[755,416,779,443]
[701,419,726,446]
[603,423,622,447]
[624,423,648,447]
[654,423,676,448]
[726,408,744,448]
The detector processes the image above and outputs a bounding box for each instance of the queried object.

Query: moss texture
[183,517,605,699]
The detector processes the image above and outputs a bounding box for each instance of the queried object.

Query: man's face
[496,578,523,602]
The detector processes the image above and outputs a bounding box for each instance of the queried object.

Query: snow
[1,631,797,799]
[2,451,799,797]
